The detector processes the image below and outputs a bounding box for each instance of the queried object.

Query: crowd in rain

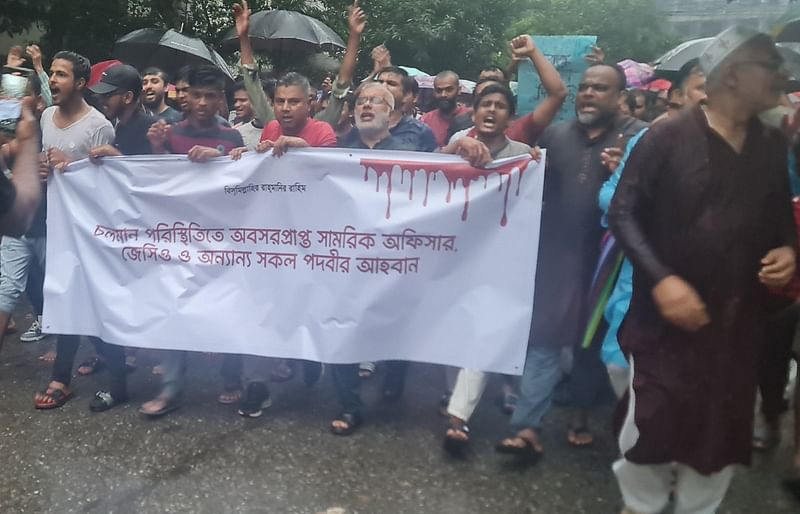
[2,1,800,512]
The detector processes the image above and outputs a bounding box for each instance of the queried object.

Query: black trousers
[51,335,127,398]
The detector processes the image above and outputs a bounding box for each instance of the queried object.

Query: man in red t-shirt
[420,70,470,147]
[231,73,337,161]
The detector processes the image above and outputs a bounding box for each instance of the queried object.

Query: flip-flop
[330,411,363,436]
[495,437,543,461]
[138,397,180,418]
[35,387,73,410]
[443,422,470,457]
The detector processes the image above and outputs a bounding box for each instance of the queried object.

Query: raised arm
[315,0,365,125]
[26,45,53,107]
[507,35,567,145]
[233,0,274,125]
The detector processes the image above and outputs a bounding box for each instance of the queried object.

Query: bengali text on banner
[43,148,545,374]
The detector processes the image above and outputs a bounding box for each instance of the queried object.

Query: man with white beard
[328,82,408,436]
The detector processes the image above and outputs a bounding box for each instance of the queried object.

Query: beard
[437,98,457,114]
[356,112,390,137]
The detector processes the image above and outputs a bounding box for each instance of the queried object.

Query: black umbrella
[652,37,713,74]
[222,10,345,53]
[113,28,234,81]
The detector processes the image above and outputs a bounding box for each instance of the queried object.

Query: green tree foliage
[509,0,679,64]
[2,0,678,77]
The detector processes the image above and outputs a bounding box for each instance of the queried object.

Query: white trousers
[447,368,488,421]
[613,355,735,514]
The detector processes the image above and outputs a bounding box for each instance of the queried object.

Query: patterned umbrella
[617,59,654,89]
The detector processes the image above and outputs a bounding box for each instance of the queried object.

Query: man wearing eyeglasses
[609,26,796,514]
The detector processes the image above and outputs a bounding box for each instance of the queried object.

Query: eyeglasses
[355,96,388,106]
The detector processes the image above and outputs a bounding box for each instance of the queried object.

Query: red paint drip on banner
[359,155,533,226]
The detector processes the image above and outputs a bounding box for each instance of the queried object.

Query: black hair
[402,75,419,97]
[231,80,246,94]
[674,58,702,91]
[276,72,311,96]
[187,65,226,91]
[473,83,516,116]
[480,65,508,81]
[626,89,646,112]
[29,71,42,97]
[175,65,194,84]
[586,63,627,91]
[52,50,91,85]
[374,66,412,95]
[263,78,276,102]
[142,66,170,85]
[376,66,409,79]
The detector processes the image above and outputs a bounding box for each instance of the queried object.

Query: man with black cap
[88,64,156,157]
[609,26,796,514]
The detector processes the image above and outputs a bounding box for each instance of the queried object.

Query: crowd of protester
[2,1,800,511]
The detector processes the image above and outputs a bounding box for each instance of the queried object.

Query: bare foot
[139,395,176,416]
[499,428,544,453]
[152,364,164,375]
[217,390,242,404]
[38,348,56,362]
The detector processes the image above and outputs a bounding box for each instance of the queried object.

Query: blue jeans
[509,344,563,432]
[0,235,46,314]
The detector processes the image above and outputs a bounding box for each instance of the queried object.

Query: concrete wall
[659,0,792,39]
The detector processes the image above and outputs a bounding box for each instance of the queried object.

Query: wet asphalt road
[0,315,798,514]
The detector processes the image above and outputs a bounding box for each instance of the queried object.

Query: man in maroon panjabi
[609,26,797,514]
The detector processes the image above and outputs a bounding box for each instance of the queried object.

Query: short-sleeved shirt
[341,116,437,153]
[152,106,183,125]
[41,105,115,160]
[420,105,471,147]
[234,120,263,150]
[114,111,157,156]
[166,120,244,155]
[260,118,337,148]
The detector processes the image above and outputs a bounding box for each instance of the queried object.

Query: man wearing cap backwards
[608,26,797,514]
[88,64,157,157]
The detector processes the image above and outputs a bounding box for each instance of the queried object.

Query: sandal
[89,391,128,412]
[358,362,376,379]
[495,434,543,461]
[217,389,242,405]
[330,411,363,436]
[138,395,180,418]
[35,386,73,410]
[76,356,105,376]
[567,425,595,447]
[443,420,470,457]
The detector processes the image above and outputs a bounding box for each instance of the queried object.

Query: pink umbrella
[617,59,654,89]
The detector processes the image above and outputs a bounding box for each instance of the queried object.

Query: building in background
[660,0,794,38]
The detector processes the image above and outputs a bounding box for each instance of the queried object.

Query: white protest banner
[44,149,545,375]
